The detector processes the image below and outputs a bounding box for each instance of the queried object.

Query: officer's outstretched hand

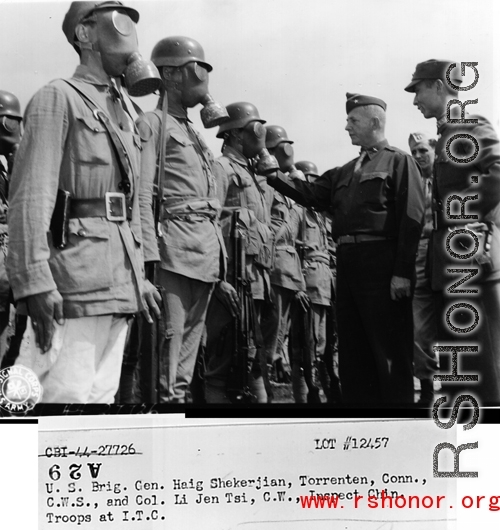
[215,281,240,318]
[142,279,162,324]
[27,290,65,353]
[390,275,411,301]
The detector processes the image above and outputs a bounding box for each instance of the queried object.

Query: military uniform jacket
[270,191,305,291]
[0,158,9,311]
[268,140,424,280]
[214,145,274,300]
[7,66,145,317]
[298,206,333,306]
[432,114,500,284]
[137,104,224,283]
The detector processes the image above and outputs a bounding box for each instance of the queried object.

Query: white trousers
[16,315,128,404]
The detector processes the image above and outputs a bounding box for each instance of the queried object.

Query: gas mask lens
[242,121,266,156]
[283,143,293,157]
[248,121,265,139]
[112,10,134,36]
[1,116,21,134]
[193,62,209,82]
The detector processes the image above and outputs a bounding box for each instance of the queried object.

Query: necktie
[353,148,368,174]
[436,115,447,135]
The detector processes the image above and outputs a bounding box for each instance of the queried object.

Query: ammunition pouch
[254,239,275,270]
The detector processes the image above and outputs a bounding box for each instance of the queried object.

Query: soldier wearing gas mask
[289,161,337,404]
[260,126,306,396]
[136,36,229,403]
[6,1,161,404]
[0,90,22,362]
[203,102,277,403]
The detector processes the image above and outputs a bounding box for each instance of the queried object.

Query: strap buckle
[105,192,127,222]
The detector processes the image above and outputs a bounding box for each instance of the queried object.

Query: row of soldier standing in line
[2,1,500,406]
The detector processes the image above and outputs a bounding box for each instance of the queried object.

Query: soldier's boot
[417,378,434,406]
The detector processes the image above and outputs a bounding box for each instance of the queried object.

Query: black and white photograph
[0,0,498,409]
[0,0,499,527]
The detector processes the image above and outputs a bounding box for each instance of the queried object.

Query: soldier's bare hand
[142,279,162,324]
[26,290,64,353]
[390,275,411,301]
[295,290,310,312]
[215,281,240,318]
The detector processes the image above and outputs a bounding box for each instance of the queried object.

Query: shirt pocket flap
[305,217,317,228]
[359,171,389,183]
[170,129,193,147]
[231,170,252,188]
[76,115,107,134]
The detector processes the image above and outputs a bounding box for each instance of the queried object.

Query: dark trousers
[336,240,414,405]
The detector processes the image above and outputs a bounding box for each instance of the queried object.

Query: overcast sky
[1,0,498,173]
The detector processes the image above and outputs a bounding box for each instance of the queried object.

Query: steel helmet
[295,161,319,178]
[216,102,265,138]
[265,125,293,149]
[0,90,22,119]
[151,36,212,72]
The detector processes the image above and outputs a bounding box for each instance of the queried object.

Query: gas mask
[83,8,160,97]
[0,116,21,157]
[242,122,279,174]
[272,142,305,180]
[178,62,228,128]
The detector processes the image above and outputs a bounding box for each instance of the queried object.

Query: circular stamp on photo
[0,365,42,413]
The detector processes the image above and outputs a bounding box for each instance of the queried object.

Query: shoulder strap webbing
[62,79,132,195]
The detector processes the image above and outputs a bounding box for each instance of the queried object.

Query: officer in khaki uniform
[6,1,161,403]
[204,102,276,403]
[266,93,425,405]
[405,59,500,404]
[137,36,229,403]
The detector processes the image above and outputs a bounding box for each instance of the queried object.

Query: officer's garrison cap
[345,93,386,114]
[404,59,462,92]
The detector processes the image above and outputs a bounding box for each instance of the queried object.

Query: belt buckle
[105,192,126,222]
